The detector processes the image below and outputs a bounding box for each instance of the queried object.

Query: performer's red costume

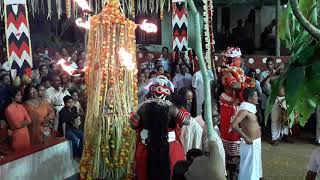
[219,47,255,156]
[129,76,187,180]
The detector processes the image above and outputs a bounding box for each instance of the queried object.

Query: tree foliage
[266,0,320,127]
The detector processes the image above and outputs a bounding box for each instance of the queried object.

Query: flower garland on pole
[79,1,138,179]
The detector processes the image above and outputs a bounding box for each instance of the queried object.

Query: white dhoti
[239,138,262,180]
[181,119,203,153]
[271,97,289,141]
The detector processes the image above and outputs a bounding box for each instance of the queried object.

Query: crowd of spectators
[0,47,87,160]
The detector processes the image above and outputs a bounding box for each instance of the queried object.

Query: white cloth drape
[180,118,203,154]
[271,96,289,141]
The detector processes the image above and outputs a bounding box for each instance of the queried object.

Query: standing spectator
[58,95,83,158]
[306,148,320,180]
[178,87,194,114]
[271,87,292,146]
[158,47,172,73]
[231,88,262,180]
[45,75,71,112]
[23,85,55,145]
[192,65,215,116]
[260,58,276,120]
[5,87,31,151]
[172,64,192,92]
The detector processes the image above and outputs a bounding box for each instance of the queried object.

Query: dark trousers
[66,129,83,158]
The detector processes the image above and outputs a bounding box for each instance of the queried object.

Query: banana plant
[265,0,320,127]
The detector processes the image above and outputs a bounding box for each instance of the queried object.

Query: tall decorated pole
[187,0,225,178]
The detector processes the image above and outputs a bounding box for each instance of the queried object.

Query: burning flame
[74,0,92,12]
[118,48,135,70]
[57,58,86,76]
[75,18,91,30]
[139,19,157,33]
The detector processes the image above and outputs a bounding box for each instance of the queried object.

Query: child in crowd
[58,95,83,158]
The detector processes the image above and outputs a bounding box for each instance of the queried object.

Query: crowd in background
[0,47,86,160]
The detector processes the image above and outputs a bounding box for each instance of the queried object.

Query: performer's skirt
[135,140,185,180]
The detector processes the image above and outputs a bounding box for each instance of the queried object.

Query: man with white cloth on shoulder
[231,87,262,180]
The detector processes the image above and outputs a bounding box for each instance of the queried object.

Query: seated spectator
[41,75,52,89]
[172,160,192,180]
[71,90,84,117]
[35,84,47,100]
[23,85,55,145]
[149,71,158,79]
[39,65,49,79]
[5,87,31,152]
[60,73,71,90]
[69,76,86,95]
[156,65,165,76]
[45,75,70,112]
[58,95,83,158]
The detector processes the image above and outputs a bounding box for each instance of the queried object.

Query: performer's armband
[129,112,139,129]
[176,110,190,126]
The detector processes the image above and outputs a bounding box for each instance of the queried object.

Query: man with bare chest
[231,87,262,180]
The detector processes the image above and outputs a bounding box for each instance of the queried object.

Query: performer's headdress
[224,47,242,67]
[225,47,242,58]
[144,75,174,100]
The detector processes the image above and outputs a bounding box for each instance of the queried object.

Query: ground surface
[262,136,317,180]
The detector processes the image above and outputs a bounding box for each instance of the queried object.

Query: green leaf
[279,8,291,43]
[285,66,306,115]
[299,0,318,26]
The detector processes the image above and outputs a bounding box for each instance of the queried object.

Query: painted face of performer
[232,57,242,67]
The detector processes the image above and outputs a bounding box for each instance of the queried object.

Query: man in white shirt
[192,66,214,116]
[158,47,172,73]
[306,148,320,180]
[172,64,192,92]
[45,75,70,112]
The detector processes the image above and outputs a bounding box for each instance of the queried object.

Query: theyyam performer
[129,75,189,180]
[219,47,256,175]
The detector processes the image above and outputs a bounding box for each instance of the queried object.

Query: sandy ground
[262,137,317,180]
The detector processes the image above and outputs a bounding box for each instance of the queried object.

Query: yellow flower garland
[80,1,138,179]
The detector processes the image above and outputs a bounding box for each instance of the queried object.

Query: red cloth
[219,103,240,141]
[135,136,185,180]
